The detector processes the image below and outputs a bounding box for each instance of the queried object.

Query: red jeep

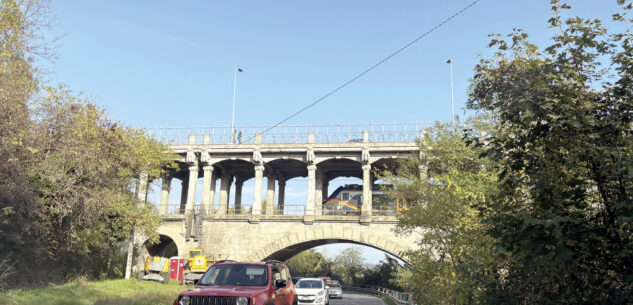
[173,260,297,305]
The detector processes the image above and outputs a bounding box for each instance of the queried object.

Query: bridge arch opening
[143,234,178,258]
[261,238,408,265]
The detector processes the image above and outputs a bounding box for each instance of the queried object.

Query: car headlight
[237,296,249,305]
[179,296,190,305]
[318,290,325,296]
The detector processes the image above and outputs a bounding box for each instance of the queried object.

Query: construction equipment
[138,256,170,284]
[184,249,214,283]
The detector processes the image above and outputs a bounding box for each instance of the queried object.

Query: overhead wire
[249,0,481,141]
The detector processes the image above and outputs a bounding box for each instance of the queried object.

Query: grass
[1,278,193,305]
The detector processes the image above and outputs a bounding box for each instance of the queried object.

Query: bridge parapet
[145,122,429,145]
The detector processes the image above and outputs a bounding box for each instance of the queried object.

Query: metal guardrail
[275,205,306,215]
[143,122,430,145]
[163,204,401,217]
[343,284,416,305]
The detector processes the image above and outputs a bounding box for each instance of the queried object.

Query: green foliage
[467,1,633,303]
[381,120,500,305]
[330,246,366,285]
[359,255,403,290]
[0,1,176,289]
[286,248,403,288]
[285,250,330,278]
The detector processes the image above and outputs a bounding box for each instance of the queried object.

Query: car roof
[297,278,323,281]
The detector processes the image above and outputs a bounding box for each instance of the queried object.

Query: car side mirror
[275,279,287,289]
[193,279,199,286]
[325,286,330,289]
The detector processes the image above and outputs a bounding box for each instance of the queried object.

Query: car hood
[295,288,325,295]
[182,286,268,296]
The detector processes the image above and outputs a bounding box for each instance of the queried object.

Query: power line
[252,0,481,140]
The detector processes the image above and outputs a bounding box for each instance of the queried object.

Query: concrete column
[234,178,244,214]
[180,179,188,214]
[322,178,329,201]
[306,164,316,215]
[218,173,232,215]
[208,170,218,214]
[200,165,213,215]
[137,172,148,202]
[278,180,286,215]
[266,176,276,215]
[185,165,198,214]
[252,164,265,215]
[361,164,372,222]
[125,171,147,279]
[159,176,172,215]
[315,170,323,215]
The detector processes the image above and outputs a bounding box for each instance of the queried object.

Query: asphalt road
[329,290,385,305]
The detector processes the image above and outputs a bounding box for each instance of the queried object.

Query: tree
[285,250,330,278]
[0,1,177,287]
[359,255,403,290]
[467,1,633,303]
[380,120,500,305]
[0,0,55,288]
[330,246,366,284]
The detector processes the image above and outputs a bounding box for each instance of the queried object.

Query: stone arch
[316,156,361,166]
[264,158,308,181]
[143,234,179,258]
[212,159,257,181]
[262,155,306,164]
[209,156,255,166]
[247,227,411,264]
[317,158,363,181]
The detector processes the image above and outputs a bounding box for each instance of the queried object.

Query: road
[329,290,385,305]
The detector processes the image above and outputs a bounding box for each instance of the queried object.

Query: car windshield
[296,280,323,289]
[326,281,340,287]
[199,264,268,286]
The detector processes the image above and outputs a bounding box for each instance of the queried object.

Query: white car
[295,278,330,305]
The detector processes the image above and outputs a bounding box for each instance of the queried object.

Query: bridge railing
[342,284,416,305]
[275,205,306,215]
[143,122,430,145]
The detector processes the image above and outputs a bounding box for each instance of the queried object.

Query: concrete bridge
[135,123,425,269]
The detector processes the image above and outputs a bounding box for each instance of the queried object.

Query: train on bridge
[322,184,406,216]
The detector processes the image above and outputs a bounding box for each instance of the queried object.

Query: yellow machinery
[139,256,170,284]
[184,249,214,283]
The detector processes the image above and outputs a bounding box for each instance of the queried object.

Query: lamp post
[231,67,243,144]
[447,59,455,126]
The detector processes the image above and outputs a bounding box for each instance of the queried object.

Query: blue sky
[48,0,623,264]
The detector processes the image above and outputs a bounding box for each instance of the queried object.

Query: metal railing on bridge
[144,122,430,145]
[343,284,416,305]
[164,204,399,216]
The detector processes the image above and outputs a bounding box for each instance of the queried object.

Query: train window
[350,194,361,205]
[342,193,349,201]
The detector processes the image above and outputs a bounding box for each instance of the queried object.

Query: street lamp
[447,59,455,126]
[231,67,243,144]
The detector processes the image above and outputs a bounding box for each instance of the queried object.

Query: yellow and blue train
[322,184,405,215]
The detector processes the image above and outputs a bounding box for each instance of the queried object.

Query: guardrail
[143,122,430,145]
[275,205,306,215]
[343,284,415,305]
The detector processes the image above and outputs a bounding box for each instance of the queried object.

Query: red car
[173,260,297,305]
